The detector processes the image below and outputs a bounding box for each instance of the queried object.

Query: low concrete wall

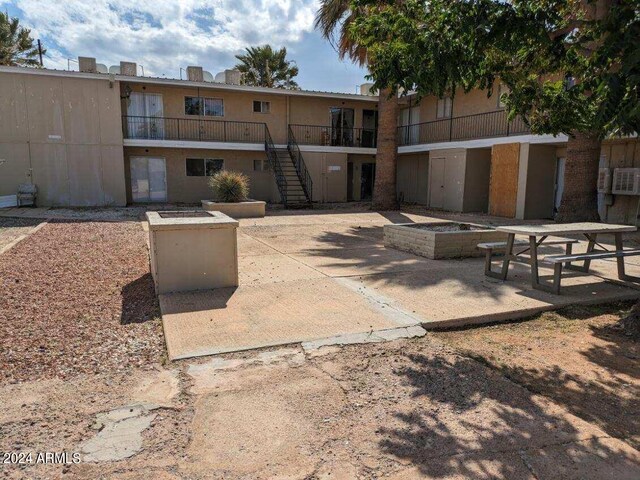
[201,200,266,219]
[384,223,507,259]
[147,211,239,294]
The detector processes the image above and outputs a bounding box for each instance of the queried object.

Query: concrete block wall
[384,224,507,259]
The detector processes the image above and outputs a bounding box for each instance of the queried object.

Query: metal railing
[287,127,313,203]
[122,115,267,144]
[397,110,530,146]
[264,128,288,205]
[289,124,377,148]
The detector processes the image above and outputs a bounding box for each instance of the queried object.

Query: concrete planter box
[201,200,266,219]
[384,222,508,259]
[146,210,239,294]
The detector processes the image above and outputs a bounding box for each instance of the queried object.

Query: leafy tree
[350,0,640,334]
[349,0,639,222]
[235,45,299,89]
[0,12,42,67]
[315,0,400,210]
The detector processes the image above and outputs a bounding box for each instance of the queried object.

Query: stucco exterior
[0,70,126,206]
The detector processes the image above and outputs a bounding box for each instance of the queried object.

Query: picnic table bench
[480,222,640,294]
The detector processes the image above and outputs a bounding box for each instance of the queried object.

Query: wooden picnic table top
[496,222,637,236]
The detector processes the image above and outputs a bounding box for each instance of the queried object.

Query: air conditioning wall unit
[597,168,612,193]
[612,168,640,195]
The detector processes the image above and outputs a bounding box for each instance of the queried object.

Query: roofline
[0,65,379,102]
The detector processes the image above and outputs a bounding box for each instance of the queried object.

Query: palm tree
[235,45,299,90]
[315,0,399,210]
[0,13,42,67]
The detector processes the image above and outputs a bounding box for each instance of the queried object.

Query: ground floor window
[253,159,270,171]
[186,158,224,176]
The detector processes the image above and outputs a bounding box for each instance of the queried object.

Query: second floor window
[186,158,224,176]
[185,96,224,117]
[253,101,270,113]
[436,97,452,119]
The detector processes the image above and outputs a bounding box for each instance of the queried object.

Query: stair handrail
[287,126,313,203]
[264,125,288,205]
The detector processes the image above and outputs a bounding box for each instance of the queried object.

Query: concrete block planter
[384,222,507,259]
[201,200,266,219]
[146,210,239,294]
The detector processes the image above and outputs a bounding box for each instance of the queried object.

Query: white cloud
[3,0,320,77]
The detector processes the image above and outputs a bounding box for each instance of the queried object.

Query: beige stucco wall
[303,152,349,203]
[288,96,377,131]
[123,147,279,204]
[598,139,640,225]
[0,71,125,206]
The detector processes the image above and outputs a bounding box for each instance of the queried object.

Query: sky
[1,0,369,94]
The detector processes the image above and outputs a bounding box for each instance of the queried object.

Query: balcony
[289,124,378,149]
[398,110,530,147]
[122,116,267,144]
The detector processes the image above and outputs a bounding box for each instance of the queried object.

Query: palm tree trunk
[619,301,640,339]
[555,131,602,223]
[372,87,399,210]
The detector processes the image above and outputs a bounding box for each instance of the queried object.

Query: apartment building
[0,61,638,225]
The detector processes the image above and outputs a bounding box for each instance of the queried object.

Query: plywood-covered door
[429,157,446,209]
[489,143,520,217]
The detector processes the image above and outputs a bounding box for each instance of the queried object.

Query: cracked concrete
[80,404,158,462]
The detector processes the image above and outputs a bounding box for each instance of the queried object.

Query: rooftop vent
[360,83,377,96]
[187,66,204,82]
[120,61,137,77]
[215,69,242,85]
[78,56,97,73]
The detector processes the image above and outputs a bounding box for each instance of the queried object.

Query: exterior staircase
[265,127,313,208]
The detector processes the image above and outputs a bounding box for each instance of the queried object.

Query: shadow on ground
[120,274,160,324]
[379,351,640,478]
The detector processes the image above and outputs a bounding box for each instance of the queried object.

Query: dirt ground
[433,302,640,450]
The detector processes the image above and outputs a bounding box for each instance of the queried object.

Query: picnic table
[482,222,640,294]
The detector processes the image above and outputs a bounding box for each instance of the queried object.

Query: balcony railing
[122,116,267,144]
[397,110,530,146]
[289,124,378,148]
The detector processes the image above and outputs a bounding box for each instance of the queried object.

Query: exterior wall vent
[597,168,612,193]
[612,168,640,195]
[187,66,204,82]
[120,61,137,76]
[78,57,97,73]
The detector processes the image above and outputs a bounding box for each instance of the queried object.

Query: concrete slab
[351,258,640,328]
[238,253,325,286]
[236,232,279,257]
[160,277,419,360]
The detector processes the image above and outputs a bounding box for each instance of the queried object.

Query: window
[253,101,270,113]
[186,158,224,176]
[184,96,224,117]
[253,159,270,171]
[497,83,510,108]
[436,96,452,119]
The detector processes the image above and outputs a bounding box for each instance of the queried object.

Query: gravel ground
[0,217,44,253]
[0,219,164,384]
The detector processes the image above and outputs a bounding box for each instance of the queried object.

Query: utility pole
[37,39,43,66]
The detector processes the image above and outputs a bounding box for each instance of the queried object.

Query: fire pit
[383,222,507,259]
[146,210,239,294]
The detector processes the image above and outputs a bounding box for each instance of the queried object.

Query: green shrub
[209,170,250,203]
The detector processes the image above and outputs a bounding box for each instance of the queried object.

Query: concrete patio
[160,208,640,360]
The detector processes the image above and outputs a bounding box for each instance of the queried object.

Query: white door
[429,157,446,209]
[130,157,167,202]
[127,93,164,139]
[554,157,566,212]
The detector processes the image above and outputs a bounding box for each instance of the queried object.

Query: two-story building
[0,59,638,225]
